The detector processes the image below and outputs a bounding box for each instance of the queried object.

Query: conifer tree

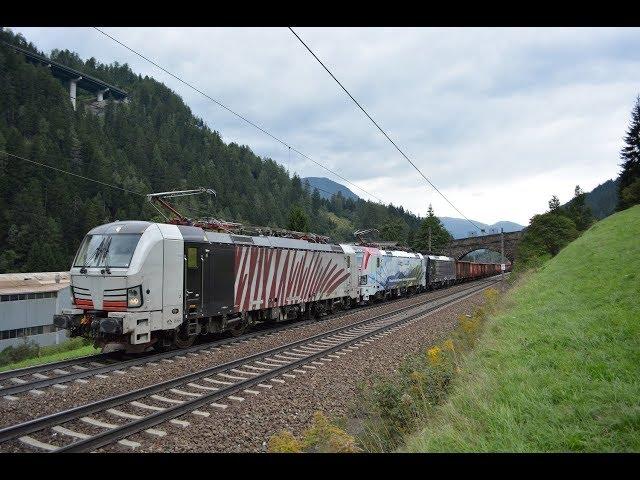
[413,204,452,253]
[287,205,309,232]
[566,185,593,231]
[617,96,640,210]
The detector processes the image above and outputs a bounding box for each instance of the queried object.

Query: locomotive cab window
[187,247,199,269]
[376,258,381,268]
[74,234,141,268]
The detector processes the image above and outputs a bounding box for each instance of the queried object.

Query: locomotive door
[184,244,203,317]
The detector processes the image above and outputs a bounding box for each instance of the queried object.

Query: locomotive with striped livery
[54,220,363,352]
[53,218,504,352]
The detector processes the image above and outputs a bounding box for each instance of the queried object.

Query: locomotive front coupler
[53,308,87,330]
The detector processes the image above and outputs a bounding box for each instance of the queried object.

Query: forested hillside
[0,29,425,273]
[561,178,619,220]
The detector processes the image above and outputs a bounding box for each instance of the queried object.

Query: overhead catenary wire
[0,149,349,213]
[288,27,483,232]
[92,27,384,204]
[0,149,175,219]
[0,150,145,196]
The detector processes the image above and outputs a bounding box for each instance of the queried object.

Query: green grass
[403,205,640,452]
[0,344,99,372]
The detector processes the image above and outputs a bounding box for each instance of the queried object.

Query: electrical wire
[92,27,384,204]
[0,149,145,196]
[1,149,349,215]
[288,27,482,231]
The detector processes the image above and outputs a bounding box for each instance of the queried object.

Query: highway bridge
[5,42,128,110]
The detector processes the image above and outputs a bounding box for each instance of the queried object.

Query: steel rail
[59,280,497,453]
[0,318,317,396]
[0,279,489,396]
[0,278,497,450]
[0,352,115,383]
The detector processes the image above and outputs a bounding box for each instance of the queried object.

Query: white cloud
[10,26,640,225]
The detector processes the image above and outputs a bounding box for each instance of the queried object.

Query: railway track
[0,278,495,398]
[0,319,317,399]
[0,278,498,452]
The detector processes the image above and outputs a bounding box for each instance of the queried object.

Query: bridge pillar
[96,88,109,102]
[69,76,82,110]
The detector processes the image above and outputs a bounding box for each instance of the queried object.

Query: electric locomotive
[54,220,360,352]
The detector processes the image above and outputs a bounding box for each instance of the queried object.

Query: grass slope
[404,205,640,452]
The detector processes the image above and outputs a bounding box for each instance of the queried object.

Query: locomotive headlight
[127,285,143,308]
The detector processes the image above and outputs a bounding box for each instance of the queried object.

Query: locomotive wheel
[174,330,196,348]
[229,320,248,337]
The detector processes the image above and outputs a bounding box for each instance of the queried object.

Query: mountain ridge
[303,177,359,202]
[305,176,525,239]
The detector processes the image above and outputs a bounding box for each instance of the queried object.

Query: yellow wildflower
[443,339,455,352]
[427,346,442,366]
[268,430,302,452]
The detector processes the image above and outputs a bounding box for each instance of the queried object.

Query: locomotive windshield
[73,234,142,268]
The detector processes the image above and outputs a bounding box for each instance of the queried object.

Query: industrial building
[0,272,72,351]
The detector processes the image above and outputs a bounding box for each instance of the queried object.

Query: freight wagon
[456,260,503,282]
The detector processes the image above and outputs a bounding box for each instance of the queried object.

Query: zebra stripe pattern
[233,246,350,312]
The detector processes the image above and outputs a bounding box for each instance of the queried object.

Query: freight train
[53,219,505,353]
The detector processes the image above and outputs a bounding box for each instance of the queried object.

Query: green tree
[617,96,640,210]
[619,178,640,208]
[311,188,322,215]
[413,204,452,252]
[380,217,408,244]
[548,195,561,212]
[287,204,309,232]
[522,212,578,254]
[565,185,593,231]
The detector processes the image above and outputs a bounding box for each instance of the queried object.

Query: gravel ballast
[100,285,495,453]
[0,280,491,431]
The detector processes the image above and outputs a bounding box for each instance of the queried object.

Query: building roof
[0,272,70,295]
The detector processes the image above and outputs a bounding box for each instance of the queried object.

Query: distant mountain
[439,217,524,239]
[303,177,360,202]
[303,177,524,239]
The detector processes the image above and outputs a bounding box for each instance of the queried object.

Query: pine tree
[413,204,452,253]
[566,185,593,231]
[617,96,640,210]
[311,188,322,215]
[287,205,309,232]
[380,217,408,244]
[548,195,561,212]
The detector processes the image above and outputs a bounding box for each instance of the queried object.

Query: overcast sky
[10,27,640,226]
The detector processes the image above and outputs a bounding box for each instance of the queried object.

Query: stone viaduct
[442,231,523,263]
